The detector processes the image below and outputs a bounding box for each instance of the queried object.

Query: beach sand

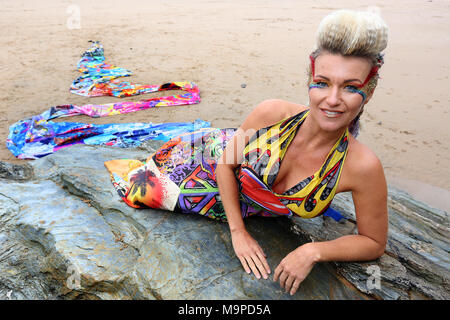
[1,0,449,211]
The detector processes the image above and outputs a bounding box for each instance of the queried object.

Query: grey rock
[0,142,447,300]
[291,190,449,300]
[0,161,33,181]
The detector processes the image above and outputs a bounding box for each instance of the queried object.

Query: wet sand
[1,0,449,211]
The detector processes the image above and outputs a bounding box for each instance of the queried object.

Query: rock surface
[0,142,448,300]
[292,190,449,300]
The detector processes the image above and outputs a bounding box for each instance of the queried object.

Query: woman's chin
[317,119,349,134]
[309,109,353,134]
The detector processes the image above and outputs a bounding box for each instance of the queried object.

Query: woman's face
[308,52,373,134]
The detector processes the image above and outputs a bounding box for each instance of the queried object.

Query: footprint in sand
[384,144,396,150]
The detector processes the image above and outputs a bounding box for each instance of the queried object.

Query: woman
[105,9,389,296]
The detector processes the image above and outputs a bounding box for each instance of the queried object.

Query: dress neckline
[270,110,348,195]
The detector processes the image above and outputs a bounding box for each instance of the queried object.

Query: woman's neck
[297,113,347,151]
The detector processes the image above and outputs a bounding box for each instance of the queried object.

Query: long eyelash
[309,81,327,90]
[308,81,367,102]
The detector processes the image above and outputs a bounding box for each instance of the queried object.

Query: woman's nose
[326,87,341,107]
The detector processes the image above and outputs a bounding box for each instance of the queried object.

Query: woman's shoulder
[339,136,386,192]
[347,137,382,169]
[241,99,309,131]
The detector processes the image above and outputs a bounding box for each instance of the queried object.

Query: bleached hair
[315,9,388,58]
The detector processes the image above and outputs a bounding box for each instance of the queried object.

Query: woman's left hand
[273,243,320,295]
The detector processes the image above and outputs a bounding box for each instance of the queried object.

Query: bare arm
[314,149,388,261]
[216,99,300,279]
[274,147,388,295]
[216,128,271,279]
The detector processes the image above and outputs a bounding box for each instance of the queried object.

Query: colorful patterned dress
[104,110,349,221]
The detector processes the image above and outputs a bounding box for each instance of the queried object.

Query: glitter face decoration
[308,53,383,104]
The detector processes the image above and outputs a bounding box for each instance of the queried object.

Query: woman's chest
[270,145,328,194]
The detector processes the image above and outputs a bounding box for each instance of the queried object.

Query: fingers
[256,250,271,275]
[284,275,303,295]
[252,253,269,279]
[259,247,267,258]
[274,267,303,296]
[289,279,301,296]
[237,256,251,275]
[273,264,282,282]
[237,252,270,279]
[284,275,294,293]
[273,264,288,286]
[239,252,302,296]
[278,270,288,289]
[246,254,262,279]
[234,238,270,279]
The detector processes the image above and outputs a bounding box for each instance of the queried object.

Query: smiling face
[307,51,374,134]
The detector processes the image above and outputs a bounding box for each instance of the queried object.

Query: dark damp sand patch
[387,176,450,213]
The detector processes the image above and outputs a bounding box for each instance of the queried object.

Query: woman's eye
[345,85,359,92]
[308,81,328,90]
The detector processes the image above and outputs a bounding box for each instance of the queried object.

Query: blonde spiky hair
[315,9,388,57]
